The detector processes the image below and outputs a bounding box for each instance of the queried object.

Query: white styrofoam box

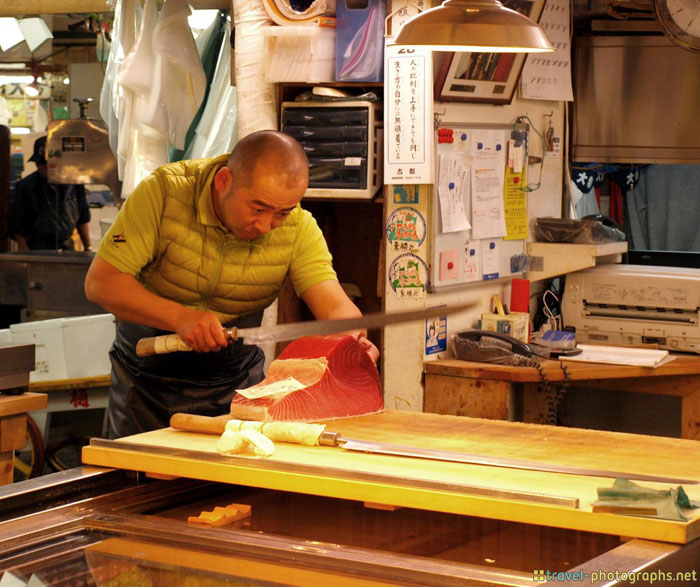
[62,314,116,378]
[262,25,336,83]
[10,318,67,382]
[0,329,11,345]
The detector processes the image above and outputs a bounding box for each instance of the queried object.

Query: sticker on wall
[464,239,480,282]
[425,313,447,355]
[392,184,419,204]
[386,206,426,252]
[388,253,429,299]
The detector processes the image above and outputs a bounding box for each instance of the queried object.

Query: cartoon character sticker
[385,206,426,252]
[388,253,429,299]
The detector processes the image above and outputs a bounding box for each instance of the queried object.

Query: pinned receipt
[236,377,305,399]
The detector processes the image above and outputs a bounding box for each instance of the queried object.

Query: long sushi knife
[169,414,697,485]
[136,301,475,356]
[318,432,698,485]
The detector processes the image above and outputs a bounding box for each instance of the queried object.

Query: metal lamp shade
[390,0,554,53]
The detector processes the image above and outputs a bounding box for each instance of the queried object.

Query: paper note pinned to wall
[464,239,480,282]
[482,240,500,280]
[437,152,471,233]
[439,248,460,281]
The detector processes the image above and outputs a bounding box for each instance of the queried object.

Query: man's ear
[214,166,233,192]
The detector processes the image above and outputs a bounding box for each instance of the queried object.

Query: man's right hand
[176,309,230,353]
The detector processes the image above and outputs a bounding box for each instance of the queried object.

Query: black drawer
[301,141,367,157]
[282,108,369,126]
[284,125,368,142]
[308,157,368,189]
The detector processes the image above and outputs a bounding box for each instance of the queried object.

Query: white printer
[562,264,700,353]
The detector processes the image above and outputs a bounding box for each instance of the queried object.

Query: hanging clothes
[118,0,170,197]
[626,165,700,251]
[143,0,206,150]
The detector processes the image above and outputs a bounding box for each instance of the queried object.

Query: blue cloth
[626,165,700,251]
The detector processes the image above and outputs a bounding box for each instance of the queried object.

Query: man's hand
[176,309,230,353]
[355,332,379,364]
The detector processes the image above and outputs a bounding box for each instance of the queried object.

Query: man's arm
[84,255,229,352]
[76,222,92,251]
[300,279,380,363]
[13,234,30,251]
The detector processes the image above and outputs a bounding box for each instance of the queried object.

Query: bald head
[227,130,309,190]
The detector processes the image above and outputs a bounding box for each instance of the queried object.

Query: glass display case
[1,467,697,586]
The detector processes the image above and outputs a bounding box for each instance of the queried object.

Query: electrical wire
[515,114,545,192]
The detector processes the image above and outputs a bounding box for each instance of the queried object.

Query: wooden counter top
[424,353,700,383]
[83,411,700,545]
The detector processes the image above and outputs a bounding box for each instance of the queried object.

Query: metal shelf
[526,241,628,281]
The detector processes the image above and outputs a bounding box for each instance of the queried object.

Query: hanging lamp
[390,0,554,53]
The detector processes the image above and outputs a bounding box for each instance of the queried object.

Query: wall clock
[654,0,700,51]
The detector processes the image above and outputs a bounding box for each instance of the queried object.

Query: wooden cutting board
[82,411,700,544]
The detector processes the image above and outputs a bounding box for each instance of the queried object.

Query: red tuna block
[230,335,383,422]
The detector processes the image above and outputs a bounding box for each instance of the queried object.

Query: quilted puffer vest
[138,156,302,323]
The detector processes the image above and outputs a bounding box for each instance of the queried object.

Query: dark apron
[107,312,265,438]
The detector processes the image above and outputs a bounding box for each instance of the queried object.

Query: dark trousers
[107,313,265,438]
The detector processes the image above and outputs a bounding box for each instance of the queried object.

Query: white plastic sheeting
[143,0,206,150]
[185,19,238,159]
[233,0,277,137]
[99,0,208,197]
[99,0,141,177]
[118,0,169,197]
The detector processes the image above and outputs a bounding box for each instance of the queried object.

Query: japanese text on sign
[385,45,433,184]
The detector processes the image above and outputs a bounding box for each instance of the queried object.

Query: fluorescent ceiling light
[0,75,33,85]
[10,127,31,135]
[0,18,24,52]
[18,18,53,52]
[390,0,554,53]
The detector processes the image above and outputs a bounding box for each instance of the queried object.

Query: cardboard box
[10,318,67,382]
[335,0,385,82]
[62,314,115,378]
[480,312,529,343]
[262,25,336,83]
[9,314,116,382]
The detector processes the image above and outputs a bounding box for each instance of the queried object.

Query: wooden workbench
[0,392,47,485]
[83,410,700,545]
[424,354,700,439]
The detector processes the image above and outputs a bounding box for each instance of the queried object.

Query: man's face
[215,167,307,241]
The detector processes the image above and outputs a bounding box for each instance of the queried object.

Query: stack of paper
[561,344,672,368]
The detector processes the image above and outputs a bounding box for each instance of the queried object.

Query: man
[11,136,92,251]
[85,130,379,438]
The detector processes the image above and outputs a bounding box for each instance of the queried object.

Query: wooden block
[146,472,179,481]
[0,414,26,452]
[424,374,510,420]
[363,502,402,511]
[188,503,252,527]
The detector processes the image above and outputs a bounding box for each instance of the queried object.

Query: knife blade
[169,414,697,486]
[136,301,474,356]
[317,432,698,486]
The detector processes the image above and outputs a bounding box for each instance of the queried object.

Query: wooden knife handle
[170,413,230,435]
[136,334,192,357]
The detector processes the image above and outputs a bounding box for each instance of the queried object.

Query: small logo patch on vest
[112,233,126,243]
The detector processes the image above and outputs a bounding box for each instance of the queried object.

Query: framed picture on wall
[433,0,547,104]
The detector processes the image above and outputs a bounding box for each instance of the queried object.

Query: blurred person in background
[11,136,92,251]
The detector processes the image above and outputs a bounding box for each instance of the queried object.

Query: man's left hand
[355,333,379,364]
